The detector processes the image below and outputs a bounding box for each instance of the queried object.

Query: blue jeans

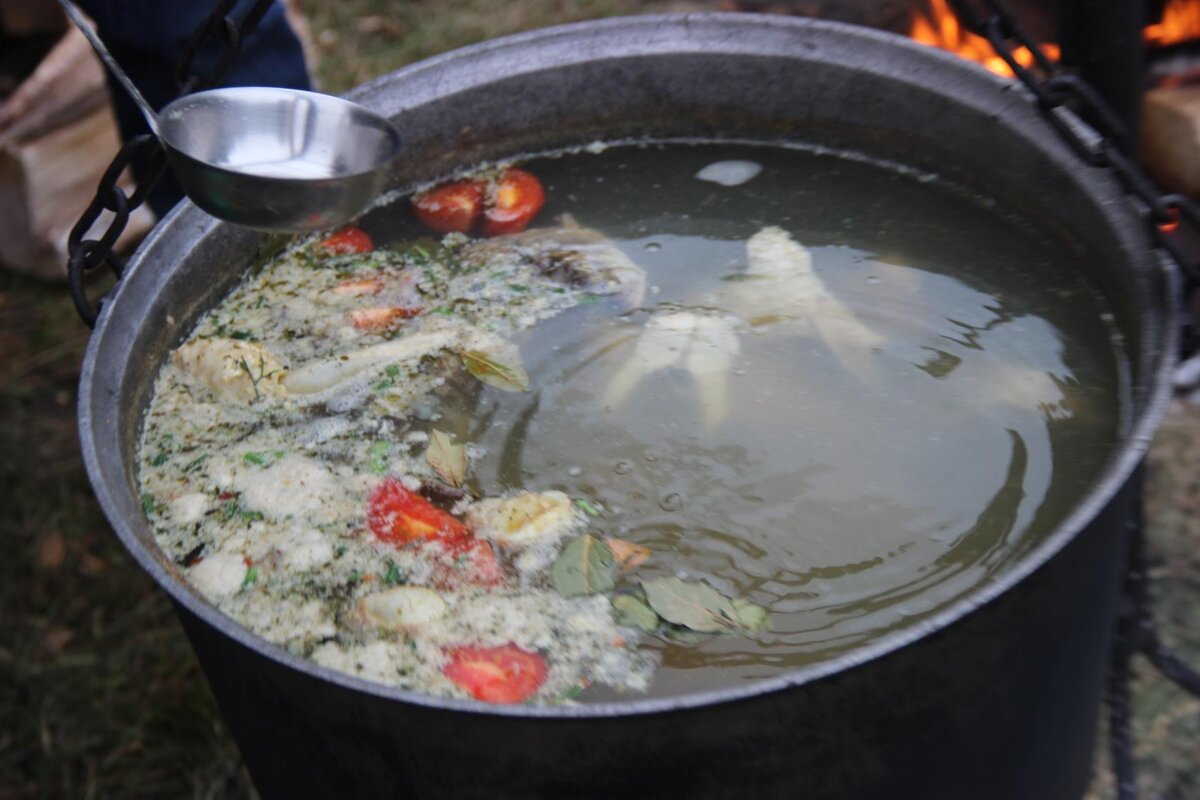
[75,0,311,216]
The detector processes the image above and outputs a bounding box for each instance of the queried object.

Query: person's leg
[74,0,310,217]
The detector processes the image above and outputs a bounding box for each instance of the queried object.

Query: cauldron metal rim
[78,12,1180,720]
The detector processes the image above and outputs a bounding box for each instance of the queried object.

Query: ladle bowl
[157,87,401,231]
[59,0,401,232]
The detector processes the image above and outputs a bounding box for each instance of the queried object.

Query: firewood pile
[0,0,153,281]
[1144,83,1200,202]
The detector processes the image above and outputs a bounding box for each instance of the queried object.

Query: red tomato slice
[412,180,486,234]
[367,478,469,545]
[481,168,546,237]
[443,644,547,704]
[349,306,422,331]
[333,278,383,296]
[316,226,374,255]
[434,539,505,589]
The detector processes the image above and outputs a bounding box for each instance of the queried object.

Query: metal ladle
[59,0,401,232]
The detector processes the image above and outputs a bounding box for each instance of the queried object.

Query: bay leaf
[730,597,771,633]
[607,538,651,573]
[425,429,467,487]
[641,577,739,633]
[552,534,616,597]
[613,595,659,631]
[461,349,529,392]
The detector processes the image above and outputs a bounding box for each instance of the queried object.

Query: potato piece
[358,586,448,633]
[467,491,583,549]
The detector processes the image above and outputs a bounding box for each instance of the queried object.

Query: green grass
[0,271,251,798]
[3,2,1198,797]
[298,0,711,93]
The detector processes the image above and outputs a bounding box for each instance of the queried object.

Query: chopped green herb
[334,545,348,559]
[575,498,602,517]
[151,452,168,467]
[430,306,454,315]
[384,561,405,585]
[561,685,585,701]
[237,353,283,401]
[183,455,207,473]
[241,566,259,588]
[141,493,157,516]
[229,330,254,341]
[374,378,394,392]
[220,501,239,522]
[368,441,390,475]
[239,510,265,522]
[243,450,286,467]
[348,569,362,585]
[507,284,528,293]
[576,294,606,306]
[385,364,400,378]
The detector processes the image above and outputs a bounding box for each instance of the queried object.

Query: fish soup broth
[138,142,1123,704]
[434,145,1122,695]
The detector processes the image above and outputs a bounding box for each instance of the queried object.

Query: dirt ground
[2,2,1198,797]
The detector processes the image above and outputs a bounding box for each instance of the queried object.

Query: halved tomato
[316,226,374,255]
[367,478,469,545]
[481,168,545,237]
[412,180,486,234]
[443,644,547,704]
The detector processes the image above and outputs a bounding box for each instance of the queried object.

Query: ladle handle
[56,0,160,136]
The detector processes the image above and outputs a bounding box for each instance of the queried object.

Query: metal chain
[67,0,276,327]
[950,0,1200,286]
[948,3,1200,798]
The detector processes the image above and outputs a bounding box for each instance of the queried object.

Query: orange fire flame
[909,0,1060,79]
[1145,0,1200,47]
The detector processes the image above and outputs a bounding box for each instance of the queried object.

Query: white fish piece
[277,527,335,572]
[739,226,885,383]
[283,320,521,403]
[172,338,288,403]
[604,309,742,430]
[695,159,763,187]
[971,360,1071,419]
[462,219,647,309]
[283,328,461,396]
[187,552,247,600]
[233,454,342,521]
[168,492,209,525]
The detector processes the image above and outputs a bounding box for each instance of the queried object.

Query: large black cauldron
[77,15,1179,799]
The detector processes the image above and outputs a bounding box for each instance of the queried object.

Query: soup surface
[137,143,1125,703]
